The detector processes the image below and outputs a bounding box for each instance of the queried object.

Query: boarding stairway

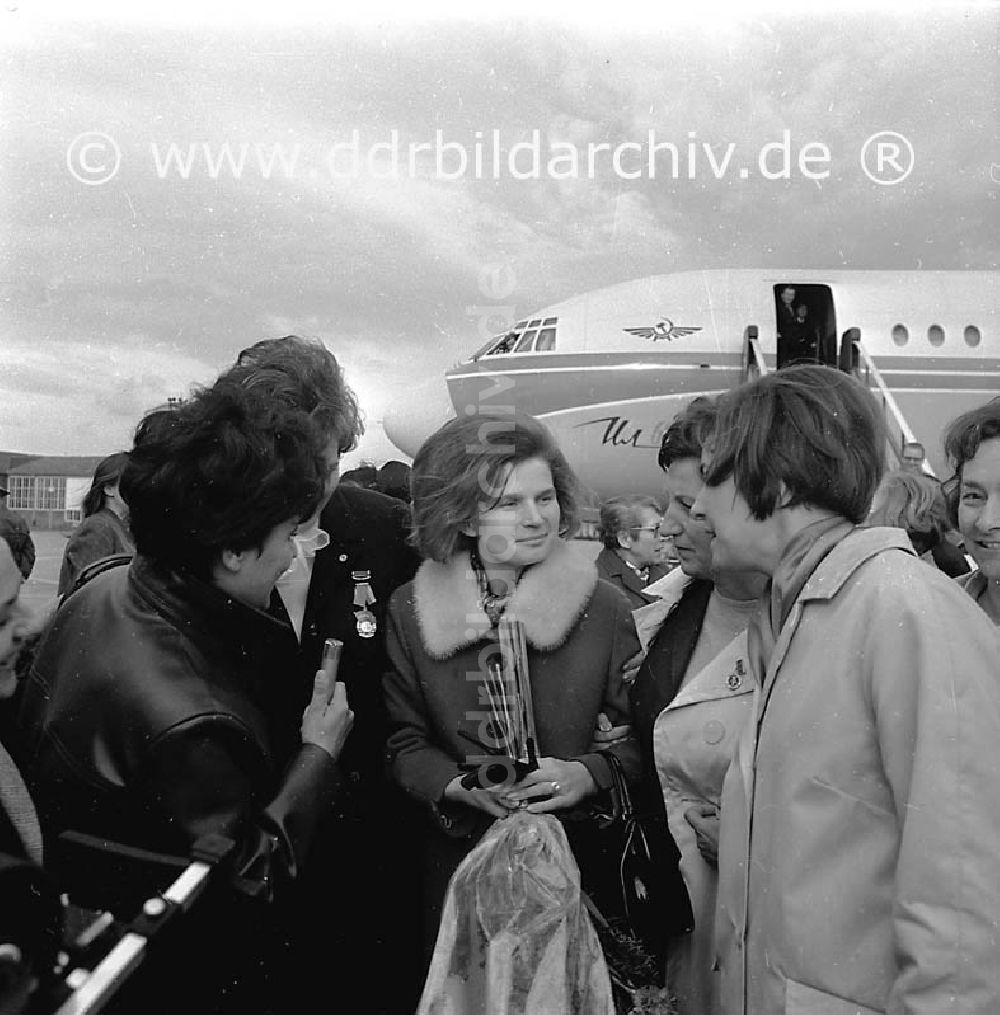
[740,325,934,478]
[837,329,935,477]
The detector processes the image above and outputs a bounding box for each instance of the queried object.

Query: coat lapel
[413,541,598,659]
[631,578,713,738]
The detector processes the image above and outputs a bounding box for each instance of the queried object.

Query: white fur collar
[413,540,599,659]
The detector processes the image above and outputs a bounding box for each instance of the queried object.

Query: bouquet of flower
[417,812,616,1015]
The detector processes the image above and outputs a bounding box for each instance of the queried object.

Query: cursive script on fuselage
[575,415,664,450]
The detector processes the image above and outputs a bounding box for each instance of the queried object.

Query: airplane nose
[383,375,456,458]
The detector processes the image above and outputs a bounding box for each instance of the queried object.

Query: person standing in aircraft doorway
[775,284,800,368]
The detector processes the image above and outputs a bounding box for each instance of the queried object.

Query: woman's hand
[684,803,720,868]
[301,669,354,761]
[504,757,598,814]
[589,712,632,750]
[621,648,645,685]
[441,775,518,819]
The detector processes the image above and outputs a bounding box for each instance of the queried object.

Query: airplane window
[927,324,945,346]
[891,324,909,346]
[964,325,981,347]
[514,321,527,330]
[528,319,542,328]
[543,317,558,326]
[486,333,519,355]
[536,327,556,351]
[514,330,538,352]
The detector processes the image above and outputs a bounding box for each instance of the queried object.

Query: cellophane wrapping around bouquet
[417,812,615,1015]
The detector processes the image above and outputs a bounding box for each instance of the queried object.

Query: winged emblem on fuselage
[623,317,702,342]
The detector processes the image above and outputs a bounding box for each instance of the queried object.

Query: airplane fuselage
[386,269,998,501]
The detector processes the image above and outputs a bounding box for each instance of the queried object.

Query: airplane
[383,269,999,503]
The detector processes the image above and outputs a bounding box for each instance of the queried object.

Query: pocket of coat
[784,977,883,1015]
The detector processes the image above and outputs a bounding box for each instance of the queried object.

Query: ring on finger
[550,781,561,795]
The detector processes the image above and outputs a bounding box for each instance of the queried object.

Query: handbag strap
[603,752,635,824]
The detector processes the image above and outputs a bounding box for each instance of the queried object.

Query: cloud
[0,334,216,453]
[0,10,995,465]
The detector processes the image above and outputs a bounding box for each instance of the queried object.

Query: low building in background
[0,452,106,530]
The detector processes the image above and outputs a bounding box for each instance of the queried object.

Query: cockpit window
[485,334,518,355]
[478,319,558,357]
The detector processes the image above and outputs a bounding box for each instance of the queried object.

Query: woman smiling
[383,410,642,955]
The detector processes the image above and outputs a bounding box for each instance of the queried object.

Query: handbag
[589,752,662,948]
[571,751,670,1009]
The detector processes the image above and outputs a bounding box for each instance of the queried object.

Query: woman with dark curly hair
[57,451,134,598]
[17,378,355,1013]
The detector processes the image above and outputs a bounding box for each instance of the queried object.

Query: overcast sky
[1,2,996,468]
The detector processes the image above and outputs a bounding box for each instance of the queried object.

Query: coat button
[703,719,725,745]
[338,554,347,562]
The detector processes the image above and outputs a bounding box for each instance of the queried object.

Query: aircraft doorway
[774,283,837,368]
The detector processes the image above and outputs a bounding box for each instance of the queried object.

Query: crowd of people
[0,339,998,1015]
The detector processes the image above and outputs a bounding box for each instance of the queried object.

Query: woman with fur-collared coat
[384,411,641,952]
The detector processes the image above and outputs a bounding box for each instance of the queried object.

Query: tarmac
[22,529,64,623]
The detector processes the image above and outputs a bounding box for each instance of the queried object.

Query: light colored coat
[654,628,754,1015]
[716,526,1000,1015]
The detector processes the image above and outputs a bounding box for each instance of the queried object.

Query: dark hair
[867,469,950,554]
[598,495,662,549]
[0,513,33,580]
[658,396,718,470]
[377,460,412,502]
[120,380,324,579]
[228,335,364,454]
[410,412,580,562]
[82,452,130,518]
[341,465,378,489]
[704,365,885,524]
[942,396,1000,526]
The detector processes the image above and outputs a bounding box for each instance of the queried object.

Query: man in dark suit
[776,284,805,367]
[222,337,422,1014]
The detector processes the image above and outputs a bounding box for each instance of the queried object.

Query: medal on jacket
[352,570,377,639]
[727,658,746,691]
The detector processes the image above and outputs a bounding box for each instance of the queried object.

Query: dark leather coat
[17,555,340,900]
